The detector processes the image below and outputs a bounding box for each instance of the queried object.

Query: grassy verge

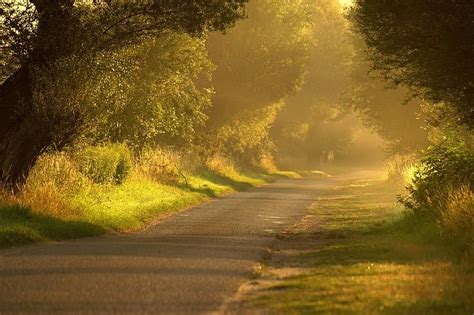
[241,177,474,314]
[0,168,285,248]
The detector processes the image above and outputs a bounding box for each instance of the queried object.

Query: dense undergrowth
[384,114,474,260]
[0,144,296,248]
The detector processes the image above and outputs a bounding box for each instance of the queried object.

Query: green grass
[247,178,474,314]
[0,204,106,247]
[0,169,277,248]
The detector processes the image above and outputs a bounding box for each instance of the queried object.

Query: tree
[0,0,247,187]
[85,33,214,149]
[349,0,474,126]
[272,0,354,168]
[202,0,315,167]
[349,37,429,154]
[206,0,314,123]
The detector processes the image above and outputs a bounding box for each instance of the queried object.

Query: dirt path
[0,175,358,314]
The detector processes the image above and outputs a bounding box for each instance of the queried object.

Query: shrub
[135,147,184,184]
[399,143,474,258]
[401,145,474,218]
[258,154,278,173]
[74,143,132,184]
[208,102,283,169]
[205,154,239,178]
[27,151,89,193]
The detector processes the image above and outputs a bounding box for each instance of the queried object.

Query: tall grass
[135,147,186,184]
[439,185,474,258]
[385,154,419,186]
[205,154,240,178]
[0,143,282,247]
[5,152,87,219]
[74,143,132,184]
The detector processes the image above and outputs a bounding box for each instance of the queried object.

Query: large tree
[202,0,314,166]
[206,0,314,123]
[0,0,247,187]
[272,0,354,168]
[349,37,429,154]
[349,0,474,126]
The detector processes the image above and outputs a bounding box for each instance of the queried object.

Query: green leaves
[84,33,213,148]
[350,0,474,126]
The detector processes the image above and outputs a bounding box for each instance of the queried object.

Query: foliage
[439,185,474,257]
[398,97,474,257]
[0,143,280,248]
[210,102,283,167]
[207,0,314,120]
[349,37,429,155]
[400,104,474,218]
[272,0,355,168]
[134,147,185,185]
[350,0,474,126]
[85,33,214,149]
[74,143,132,185]
[0,0,248,186]
[205,154,240,178]
[0,0,35,82]
[385,154,419,186]
[201,0,317,171]
[401,144,474,218]
[0,0,248,73]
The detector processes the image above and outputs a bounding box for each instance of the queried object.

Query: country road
[0,174,365,314]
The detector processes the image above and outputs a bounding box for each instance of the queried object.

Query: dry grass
[134,147,185,184]
[0,145,282,248]
[385,154,419,186]
[6,152,88,219]
[205,153,240,178]
[440,185,474,259]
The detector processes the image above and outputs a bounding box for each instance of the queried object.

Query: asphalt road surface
[0,175,351,314]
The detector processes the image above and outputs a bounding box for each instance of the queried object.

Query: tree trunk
[0,66,51,190]
[0,1,76,190]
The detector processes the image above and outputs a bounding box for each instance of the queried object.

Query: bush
[135,147,184,184]
[399,144,474,258]
[205,154,239,178]
[27,152,89,192]
[401,145,474,218]
[74,144,132,184]
[258,154,278,173]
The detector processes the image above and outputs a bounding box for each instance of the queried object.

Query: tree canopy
[0,0,247,186]
[350,0,474,126]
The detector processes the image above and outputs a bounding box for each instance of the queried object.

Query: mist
[1,0,472,312]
